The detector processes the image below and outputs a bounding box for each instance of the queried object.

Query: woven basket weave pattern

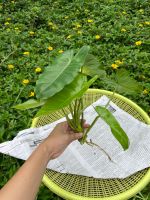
[33,91,149,198]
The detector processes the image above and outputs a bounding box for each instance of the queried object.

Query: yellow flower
[144,21,150,25]
[139,9,144,13]
[48,22,53,26]
[77,30,82,34]
[7,18,11,21]
[76,24,81,28]
[111,64,119,69]
[121,28,126,32]
[5,22,9,25]
[35,67,42,73]
[67,35,72,39]
[47,46,53,51]
[115,60,123,65]
[135,41,142,46]
[23,52,30,55]
[22,79,30,85]
[95,35,101,40]
[29,91,35,97]
[58,50,64,53]
[52,25,58,30]
[87,19,93,23]
[122,11,127,15]
[138,23,143,27]
[143,89,149,95]
[8,64,14,70]
[29,31,35,35]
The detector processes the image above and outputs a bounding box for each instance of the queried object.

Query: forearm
[0,121,85,200]
[0,141,51,200]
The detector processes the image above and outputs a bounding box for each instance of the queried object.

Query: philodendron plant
[13,46,142,159]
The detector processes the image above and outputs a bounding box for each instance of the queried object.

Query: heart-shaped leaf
[35,46,90,100]
[36,74,98,117]
[95,106,129,150]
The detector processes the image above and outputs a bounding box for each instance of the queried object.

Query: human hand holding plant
[43,121,89,160]
[13,46,142,159]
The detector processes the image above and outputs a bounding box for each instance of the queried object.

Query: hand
[43,121,89,160]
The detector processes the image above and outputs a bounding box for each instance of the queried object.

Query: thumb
[73,132,83,140]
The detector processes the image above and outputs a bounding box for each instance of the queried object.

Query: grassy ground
[0,0,150,199]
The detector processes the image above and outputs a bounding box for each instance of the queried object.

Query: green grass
[0,0,150,199]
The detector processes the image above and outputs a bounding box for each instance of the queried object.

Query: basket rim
[31,89,150,200]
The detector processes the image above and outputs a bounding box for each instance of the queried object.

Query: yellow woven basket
[32,89,150,200]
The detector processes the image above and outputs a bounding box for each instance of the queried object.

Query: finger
[82,119,89,126]
[83,123,90,128]
[67,124,72,131]
[59,121,68,130]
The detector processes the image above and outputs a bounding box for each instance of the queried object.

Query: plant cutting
[13,46,142,159]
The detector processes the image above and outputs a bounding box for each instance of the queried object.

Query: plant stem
[78,98,83,130]
[81,98,84,129]
[76,98,81,126]
[0,50,16,66]
[74,99,78,125]
[80,116,99,144]
[0,40,17,66]
[77,98,81,122]
[62,108,75,130]
[85,116,99,135]
[105,91,115,108]
[69,103,74,117]
[72,98,83,132]
[13,87,25,104]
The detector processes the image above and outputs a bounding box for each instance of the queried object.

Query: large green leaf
[36,74,98,117]
[95,106,129,150]
[82,54,106,77]
[12,99,45,110]
[35,46,90,100]
[103,69,142,95]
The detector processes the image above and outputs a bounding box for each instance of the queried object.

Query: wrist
[41,139,54,160]
[39,141,53,161]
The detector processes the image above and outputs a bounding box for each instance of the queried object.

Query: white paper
[0,95,150,178]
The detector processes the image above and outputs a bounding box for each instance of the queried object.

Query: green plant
[1,0,150,198]
[13,45,142,158]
